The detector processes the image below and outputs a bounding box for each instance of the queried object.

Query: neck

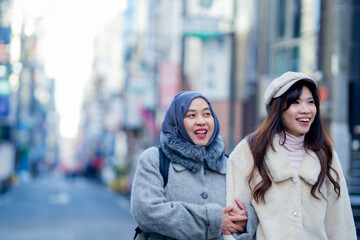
[281,132,306,171]
[281,132,305,151]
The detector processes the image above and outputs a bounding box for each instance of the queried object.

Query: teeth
[298,118,309,122]
[195,130,206,134]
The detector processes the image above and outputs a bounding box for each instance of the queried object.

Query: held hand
[235,198,246,213]
[228,198,247,230]
[229,198,247,217]
[221,206,247,235]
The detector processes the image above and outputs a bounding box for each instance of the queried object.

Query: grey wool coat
[131,133,257,240]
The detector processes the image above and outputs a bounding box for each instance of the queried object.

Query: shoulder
[329,150,346,178]
[140,146,159,157]
[228,138,253,170]
[132,147,164,188]
[326,149,346,179]
[331,150,341,167]
[137,146,160,169]
[231,138,252,157]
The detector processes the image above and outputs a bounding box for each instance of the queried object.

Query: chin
[194,141,208,146]
[196,143,206,147]
[299,131,310,135]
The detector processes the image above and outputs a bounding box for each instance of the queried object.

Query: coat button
[201,192,208,199]
[293,211,298,216]
[291,178,297,184]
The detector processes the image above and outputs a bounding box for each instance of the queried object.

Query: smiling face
[281,86,317,136]
[183,97,215,146]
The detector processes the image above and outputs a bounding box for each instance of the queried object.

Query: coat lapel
[265,134,294,182]
[298,151,321,185]
[265,134,320,185]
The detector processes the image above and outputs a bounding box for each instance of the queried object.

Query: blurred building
[80,0,242,191]
[0,0,60,187]
[181,0,240,152]
[78,15,128,184]
[0,0,15,193]
[78,0,165,191]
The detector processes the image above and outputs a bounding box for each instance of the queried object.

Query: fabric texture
[131,145,226,240]
[225,134,357,240]
[280,132,306,171]
[160,132,226,173]
[263,71,317,106]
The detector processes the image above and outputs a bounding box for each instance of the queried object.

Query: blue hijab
[161,91,220,147]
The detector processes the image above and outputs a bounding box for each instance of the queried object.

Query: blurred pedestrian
[225,72,357,239]
[131,91,257,240]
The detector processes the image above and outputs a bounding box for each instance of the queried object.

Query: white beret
[263,71,317,106]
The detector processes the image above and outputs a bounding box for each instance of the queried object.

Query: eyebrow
[187,107,211,112]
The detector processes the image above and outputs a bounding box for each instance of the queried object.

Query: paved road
[0,174,137,240]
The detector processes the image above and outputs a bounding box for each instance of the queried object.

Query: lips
[194,128,208,136]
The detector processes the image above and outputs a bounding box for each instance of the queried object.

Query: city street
[0,174,137,240]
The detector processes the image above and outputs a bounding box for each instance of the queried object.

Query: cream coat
[225,135,357,240]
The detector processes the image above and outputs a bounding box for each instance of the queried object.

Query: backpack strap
[133,146,170,239]
[133,226,143,240]
[158,145,170,187]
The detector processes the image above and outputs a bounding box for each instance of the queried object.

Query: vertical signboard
[0,64,11,117]
[159,60,180,110]
[197,35,231,100]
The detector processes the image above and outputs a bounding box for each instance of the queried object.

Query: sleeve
[130,147,223,240]
[230,203,258,240]
[325,151,357,240]
[224,140,257,240]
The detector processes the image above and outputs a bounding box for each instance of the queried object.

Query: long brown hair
[247,81,340,203]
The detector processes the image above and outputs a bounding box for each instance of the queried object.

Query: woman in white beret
[225,72,357,240]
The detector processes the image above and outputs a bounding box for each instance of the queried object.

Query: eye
[204,112,212,117]
[186,113,195,118]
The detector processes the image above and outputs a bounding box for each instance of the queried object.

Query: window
[272,47,299,76]
[275,0,301,39]
[271,0,302,75]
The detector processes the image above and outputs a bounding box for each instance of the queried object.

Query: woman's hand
[228,198,247,230]
[221,204,247,235]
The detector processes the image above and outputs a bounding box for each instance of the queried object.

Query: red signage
[159,61,180,110]
[0,44,10,64]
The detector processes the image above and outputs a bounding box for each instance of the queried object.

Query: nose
[195,116,206,125]
[300,103,311,113]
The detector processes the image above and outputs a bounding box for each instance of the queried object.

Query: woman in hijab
[131,91,257,240]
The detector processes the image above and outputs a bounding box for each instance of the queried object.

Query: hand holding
[221,205,247,235]
[228,198,247,230]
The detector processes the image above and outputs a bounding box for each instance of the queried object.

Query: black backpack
[133,146,169,240]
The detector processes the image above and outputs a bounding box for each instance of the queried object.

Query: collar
[160,132,227,174]
[265,134,320,185]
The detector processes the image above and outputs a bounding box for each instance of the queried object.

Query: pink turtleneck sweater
[280,132,306,172]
